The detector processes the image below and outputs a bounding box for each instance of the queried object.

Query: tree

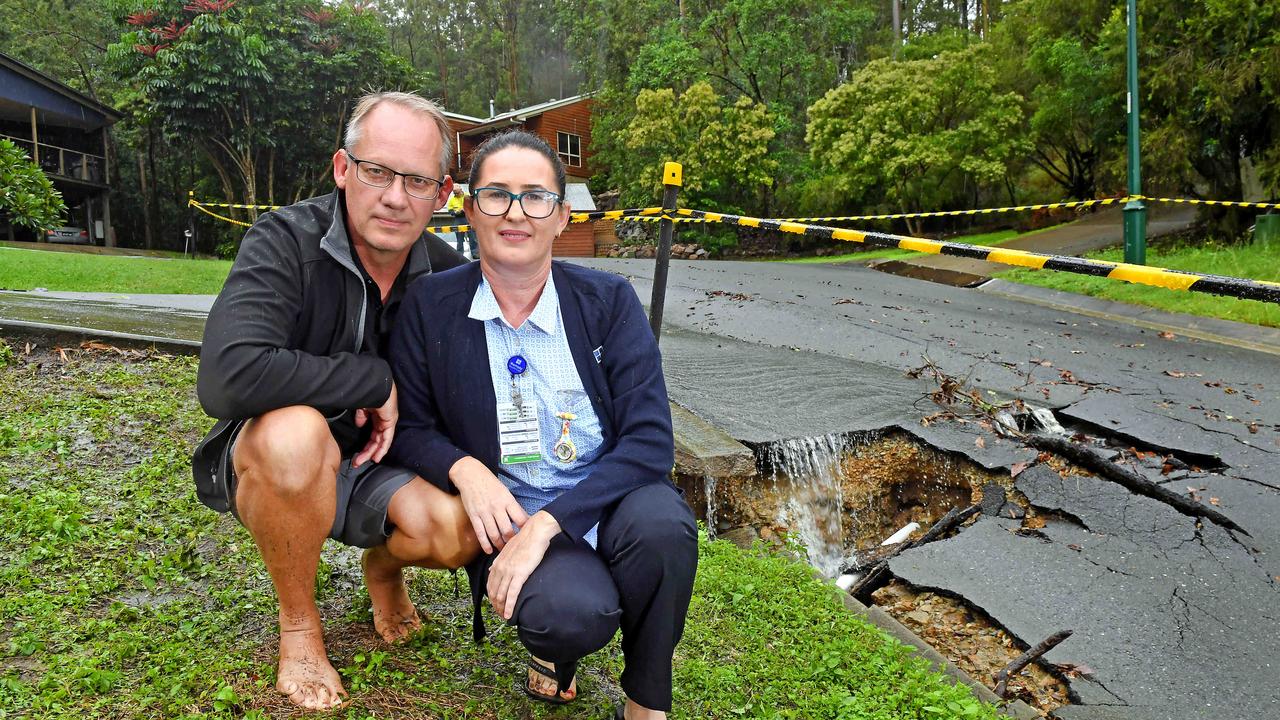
[1139,0,1280,236]
[0,140,67,234]
[616,81,776,219]
[989,0,1124,200]
[806,47,1029,235]
[108,0,418,227]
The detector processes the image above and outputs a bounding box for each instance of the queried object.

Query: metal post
[187,190,195,258]
[648,162,682,342]
[1123,0,1147,265]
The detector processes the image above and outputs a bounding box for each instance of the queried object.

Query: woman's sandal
[522,657,576,705]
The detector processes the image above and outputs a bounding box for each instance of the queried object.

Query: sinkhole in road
[672,420,1086,713]
[678,429,1005,576]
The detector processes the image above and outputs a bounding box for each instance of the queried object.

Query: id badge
[498,398,541,464]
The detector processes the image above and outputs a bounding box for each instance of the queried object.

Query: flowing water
[759,434,855,578]
[703,474,719,539]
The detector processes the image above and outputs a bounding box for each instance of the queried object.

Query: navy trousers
[471,483,698,711]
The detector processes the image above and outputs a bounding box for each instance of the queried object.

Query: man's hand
[487,511,560,620]
[353,382,397,468]
[449,456,529,553]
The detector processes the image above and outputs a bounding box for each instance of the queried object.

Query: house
[0,52,122,245]
[442,93,598,256]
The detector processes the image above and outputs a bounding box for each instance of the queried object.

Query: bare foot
[275,626,347,710]
[527,656,576,703]
[361,547,422,643]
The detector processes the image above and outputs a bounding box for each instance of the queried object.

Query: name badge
[498,399,541,464]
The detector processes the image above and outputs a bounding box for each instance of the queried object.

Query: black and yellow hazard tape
[769,195,1280,223]
[1142,196,1280,210]
[674,208,1280,305]
[779,197,1127,223]
[194,200,282,210]
[189,200,255,228]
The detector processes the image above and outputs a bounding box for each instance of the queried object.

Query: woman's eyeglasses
[471,187,563,219]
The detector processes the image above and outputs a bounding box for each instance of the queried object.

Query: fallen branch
[994,629,1073,698]
[848,504,981,603]
[1023,435,1248,536]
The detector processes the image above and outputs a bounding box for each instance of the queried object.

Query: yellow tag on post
[663,162,683,187]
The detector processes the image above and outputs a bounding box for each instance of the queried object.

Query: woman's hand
[487,511,561,620]
[448,456,529,553]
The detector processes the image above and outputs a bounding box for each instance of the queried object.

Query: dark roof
[0,52,122,128]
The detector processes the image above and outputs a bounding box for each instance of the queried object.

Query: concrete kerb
[0,318,201,355]
[670,410,1039,719]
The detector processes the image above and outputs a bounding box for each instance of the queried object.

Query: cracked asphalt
[576,258,1280,719]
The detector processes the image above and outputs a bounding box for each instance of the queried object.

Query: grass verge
[0,339,1000,719]
[0,245,230,295]
[998,239,1280,328]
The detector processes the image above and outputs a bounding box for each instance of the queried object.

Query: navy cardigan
[386,260,676,543]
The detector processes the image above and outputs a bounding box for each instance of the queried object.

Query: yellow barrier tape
[196,201,282,210]
[190,200,253,228]
[775,195,1280,223]
[1143,196,1280,210]
[674,207,1280,304]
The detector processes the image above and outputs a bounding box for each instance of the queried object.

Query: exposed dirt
[873,580,1071,716]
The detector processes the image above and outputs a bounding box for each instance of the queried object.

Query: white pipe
[881,522,920,546]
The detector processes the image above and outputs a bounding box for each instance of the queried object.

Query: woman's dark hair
[468,130,567,196]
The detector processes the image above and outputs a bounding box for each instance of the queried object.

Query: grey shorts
[220,420,416,548]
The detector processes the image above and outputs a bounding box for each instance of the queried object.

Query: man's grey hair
[344,91,453,177]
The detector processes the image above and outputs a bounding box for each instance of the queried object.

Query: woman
[387,130,697,720]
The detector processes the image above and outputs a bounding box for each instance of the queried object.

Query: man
[192,91,479,711]
[446,186,479,258]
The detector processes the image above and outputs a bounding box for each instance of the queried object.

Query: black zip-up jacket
[191,189,465,512]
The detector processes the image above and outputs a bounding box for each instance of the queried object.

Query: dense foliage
[0,140,67,233]
[4,0,1280,250]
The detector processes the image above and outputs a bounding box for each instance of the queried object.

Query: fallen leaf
[1158,331,1176,340]
[1010,462,1030,477]
[1067,544,1082,551]
[1163,370,1187,378]
[1209,497,1221,506]
[975,437,986,449]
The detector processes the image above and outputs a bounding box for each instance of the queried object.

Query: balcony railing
[1,134,105,184]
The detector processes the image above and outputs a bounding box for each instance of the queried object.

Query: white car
[45,226,90,244]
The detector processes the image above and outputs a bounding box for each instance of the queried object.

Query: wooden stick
[848,504,981,602]
[994,629,1073,698]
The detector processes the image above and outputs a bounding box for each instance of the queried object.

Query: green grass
[0,340,1000,719]
[998,239,1280,328]
[0,245,230,294]
[774,228,1029,264]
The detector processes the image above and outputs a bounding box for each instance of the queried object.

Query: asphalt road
[578,258,1280,720]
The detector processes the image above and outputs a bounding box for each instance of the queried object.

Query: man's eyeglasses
[471,187,563,219]
[345,150,444,200]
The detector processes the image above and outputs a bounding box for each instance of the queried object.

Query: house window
[557,132,582,167]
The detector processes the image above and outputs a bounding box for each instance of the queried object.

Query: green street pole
[1123,0,1147,264]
